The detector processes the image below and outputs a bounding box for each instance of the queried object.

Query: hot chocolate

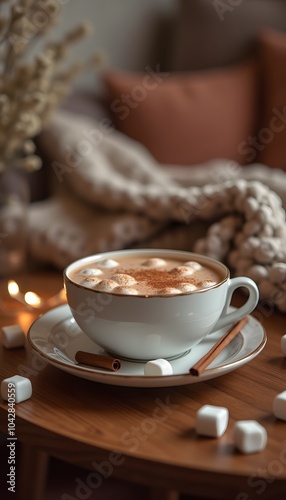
[64,249,259,360]
[69,254,223,296]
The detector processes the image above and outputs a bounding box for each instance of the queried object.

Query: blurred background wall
[51,0,177,91]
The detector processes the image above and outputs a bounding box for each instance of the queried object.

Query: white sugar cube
[144,359,173,376]
[233,420,267,454]
[281,334,286,355]
[1,324,26,349]
[195,404,229,437]
[273,391,286,421]
[1,375,32,403]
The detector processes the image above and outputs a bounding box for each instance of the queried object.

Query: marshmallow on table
[233,420,267,454]
[281,334,286,355]
[273,390,286,421]
[195,404,229,438]
[144,359,173,376]
[1,375,32,403]
[1,324,26,349]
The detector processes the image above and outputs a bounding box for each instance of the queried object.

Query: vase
[0,169,30,277]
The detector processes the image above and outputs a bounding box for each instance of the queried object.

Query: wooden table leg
[17,444,49,500]
[149,488,180,500]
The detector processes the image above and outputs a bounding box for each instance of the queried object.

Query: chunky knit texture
[30,111,286,311]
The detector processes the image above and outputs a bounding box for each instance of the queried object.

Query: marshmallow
[171,266,195,276]
[98,259,119,268]
[114,286,138,295]
[111,273,137,286]
[157,287,182,295]
[233,420,267,454]
[1,375,32,403]
[1,325,26,349]
[79,268,103,276]
[95,279,118,292]
[80,277,102,288]
[144,359,173,376]
[199,280,217,289]
[185,261,202,270]
[195,405,229,438]
[179,282,197,292]
[142,258,167,268]
[273,390,286,421]
[281,335,286,356]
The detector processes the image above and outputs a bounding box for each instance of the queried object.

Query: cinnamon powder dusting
[118,268,200,293]
[71,256,222,296]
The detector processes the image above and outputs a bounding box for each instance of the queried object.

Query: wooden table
[1,269,286,500]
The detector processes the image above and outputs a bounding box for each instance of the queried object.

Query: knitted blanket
[29,110,286,312]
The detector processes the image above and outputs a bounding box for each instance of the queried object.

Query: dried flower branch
[0,0,95,174]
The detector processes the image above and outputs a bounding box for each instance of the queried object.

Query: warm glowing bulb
[24,291,42,308]
[8,280,20,296]
[7,281,65,310]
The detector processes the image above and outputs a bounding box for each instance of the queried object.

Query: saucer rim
[27,304,267,387]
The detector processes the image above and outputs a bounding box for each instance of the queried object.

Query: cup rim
[63,249,230,298]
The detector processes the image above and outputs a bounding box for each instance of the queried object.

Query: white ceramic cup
[64,249,259,361]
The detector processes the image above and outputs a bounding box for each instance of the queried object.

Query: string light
[6,280,66,311]
[7,280,20,297]
[8,280,27,305]
[24,291,43,308]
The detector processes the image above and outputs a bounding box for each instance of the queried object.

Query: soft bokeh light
[24,291,43,308]
[8,280,20,297]
[6,280,66,311]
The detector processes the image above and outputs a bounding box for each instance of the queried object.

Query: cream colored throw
[30,110,286,312]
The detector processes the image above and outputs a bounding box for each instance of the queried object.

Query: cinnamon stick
[75,351,121,371]
[189,316,249,376]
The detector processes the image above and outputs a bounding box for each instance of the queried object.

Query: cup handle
[213,277,259,332]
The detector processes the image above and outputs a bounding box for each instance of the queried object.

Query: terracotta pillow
[104,61,258,166]
[257,29,286,170]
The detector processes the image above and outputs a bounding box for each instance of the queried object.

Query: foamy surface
[70,256,222,296]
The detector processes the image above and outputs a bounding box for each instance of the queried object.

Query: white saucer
[27,304,266,388]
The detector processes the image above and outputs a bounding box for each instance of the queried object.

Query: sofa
[101,0,286,170]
